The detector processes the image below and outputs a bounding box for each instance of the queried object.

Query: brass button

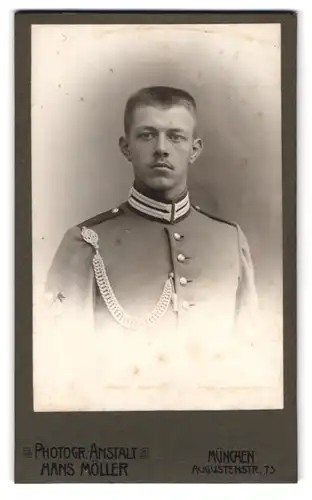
[111,207,119,214]
[177,253,186,263]
[179,277,188,286]
[182,301,190,310]
[174,232,182,241]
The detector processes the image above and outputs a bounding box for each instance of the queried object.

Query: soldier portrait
[32,24,283,411]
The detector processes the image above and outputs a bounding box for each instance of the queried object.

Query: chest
[93,216,239,328]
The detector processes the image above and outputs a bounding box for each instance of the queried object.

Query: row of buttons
[173,232,195,310]
[174,232,189,288]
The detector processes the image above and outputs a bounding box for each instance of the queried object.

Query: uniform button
[177,253,186,263]
[179,277,188,286]
[111,207,119,214]
[174,232,182,241]
[182,301,190,310]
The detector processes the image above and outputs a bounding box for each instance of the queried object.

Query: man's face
[120,105,203,197]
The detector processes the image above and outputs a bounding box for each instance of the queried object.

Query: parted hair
[124,86,197,135]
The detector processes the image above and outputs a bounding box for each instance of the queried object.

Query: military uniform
[37,185,262,410]
[46,185,257,337]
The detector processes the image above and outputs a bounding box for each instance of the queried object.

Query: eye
[138,131,154,141]
[168,132,186,143]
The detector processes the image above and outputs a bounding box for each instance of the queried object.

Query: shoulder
[191,205,255,274]
[77,203,126,230]
[191,204,238,232]
[56,204,126,248]
[191,204,251,250]
[192,205,254,262]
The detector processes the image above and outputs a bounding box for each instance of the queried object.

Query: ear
[189,137,203,164]
[119,136,132,162]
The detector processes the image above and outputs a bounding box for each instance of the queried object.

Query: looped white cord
[81,226,99,249]
[81,226,174,330]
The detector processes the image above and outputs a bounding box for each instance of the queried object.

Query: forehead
[131,105,196,130]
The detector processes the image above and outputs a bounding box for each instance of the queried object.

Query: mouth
[151,162,173,170]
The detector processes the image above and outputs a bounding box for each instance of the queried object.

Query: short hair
[124,86,197,135]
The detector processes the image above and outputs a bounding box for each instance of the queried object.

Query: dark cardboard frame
[15,10,297,483]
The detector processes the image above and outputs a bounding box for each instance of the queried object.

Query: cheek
[131,143,153,162]
[174,143,193,158]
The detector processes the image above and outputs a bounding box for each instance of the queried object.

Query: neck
[133,178,188,202]
[128,184,191,224]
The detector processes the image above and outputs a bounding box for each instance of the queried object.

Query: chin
[146,177,175,192]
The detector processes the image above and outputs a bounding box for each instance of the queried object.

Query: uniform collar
[127,185,191,224]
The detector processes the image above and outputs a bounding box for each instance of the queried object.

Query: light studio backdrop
[31,24,283,410]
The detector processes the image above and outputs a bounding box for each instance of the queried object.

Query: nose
[155,133,169,156]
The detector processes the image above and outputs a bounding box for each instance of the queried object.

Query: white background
[1,1,311,499]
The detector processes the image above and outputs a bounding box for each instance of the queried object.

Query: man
[41,86,258,409]
[46,86,257,337]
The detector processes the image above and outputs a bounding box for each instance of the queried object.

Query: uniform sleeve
[234,224,258,328]
[44,226,95,333]
[34,227,96,409]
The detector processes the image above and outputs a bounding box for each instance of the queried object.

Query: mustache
[150,160,174,170]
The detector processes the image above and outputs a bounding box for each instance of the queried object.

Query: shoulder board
[77,206,124,229]
[192,204,237,228]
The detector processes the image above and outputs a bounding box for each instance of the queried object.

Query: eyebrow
[135,126,188,133]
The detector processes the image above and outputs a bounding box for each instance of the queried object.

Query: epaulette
[77,205,124,229]
[192,204,237,228]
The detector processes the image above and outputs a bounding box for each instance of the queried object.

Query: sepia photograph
[31,22,283,412]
